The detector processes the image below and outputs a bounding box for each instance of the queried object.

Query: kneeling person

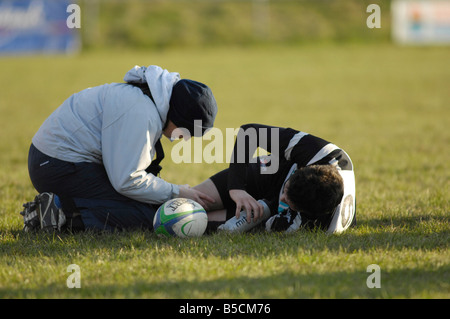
[21,65,218,232]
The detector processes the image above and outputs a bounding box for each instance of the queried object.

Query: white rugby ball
[153,198,208,238]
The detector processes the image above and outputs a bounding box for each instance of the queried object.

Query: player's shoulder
[102,83,151,107]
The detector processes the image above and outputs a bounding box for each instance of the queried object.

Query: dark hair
[286,165,344,218]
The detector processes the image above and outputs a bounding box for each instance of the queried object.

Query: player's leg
[194,164,272,233]
[26,143,156,232]
[193,168,240,233]
[193,178,226,222]
[193,178,224,212]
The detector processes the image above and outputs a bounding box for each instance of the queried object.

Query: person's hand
[177,184,215,210]
[229,189,264,223]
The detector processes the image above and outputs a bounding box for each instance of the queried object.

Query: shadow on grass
[1,212,448,259]
[1,215,448,299]
[0,266,447,299]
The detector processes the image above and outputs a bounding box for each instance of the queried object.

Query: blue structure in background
[0,0,80,54]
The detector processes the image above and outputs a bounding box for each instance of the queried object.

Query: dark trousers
[28,144,156,231]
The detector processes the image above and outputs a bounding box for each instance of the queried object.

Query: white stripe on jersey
[306,143,340,166]
[284,132,309,161]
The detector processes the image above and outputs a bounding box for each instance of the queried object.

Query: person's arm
[102,108,178,204]
[102,85,216,209]
[99,84,179,205]
[227,123,296,221]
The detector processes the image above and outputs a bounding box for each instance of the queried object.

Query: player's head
[281,165,344,218]
[168,79,218,137]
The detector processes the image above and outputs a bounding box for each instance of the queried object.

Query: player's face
[280,180,300,212]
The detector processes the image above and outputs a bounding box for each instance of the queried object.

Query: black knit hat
[168,79,218,137]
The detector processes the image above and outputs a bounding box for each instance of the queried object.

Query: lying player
[195,123,356,234]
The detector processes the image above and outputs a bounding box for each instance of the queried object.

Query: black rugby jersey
[228,123,355,233]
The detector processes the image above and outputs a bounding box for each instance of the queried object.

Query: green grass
[0,44,449,298]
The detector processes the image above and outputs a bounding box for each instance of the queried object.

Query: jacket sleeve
[101,89,179,204]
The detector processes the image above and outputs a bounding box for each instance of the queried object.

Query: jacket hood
[124,65,180,125]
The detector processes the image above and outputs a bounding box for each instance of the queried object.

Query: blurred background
[1,0,449,53]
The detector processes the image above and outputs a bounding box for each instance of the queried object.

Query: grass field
[0,44,448,299]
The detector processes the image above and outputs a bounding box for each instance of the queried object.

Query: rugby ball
[153,198,208,238]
